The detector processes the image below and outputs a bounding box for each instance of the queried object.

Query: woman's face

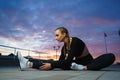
[55,29,66,42]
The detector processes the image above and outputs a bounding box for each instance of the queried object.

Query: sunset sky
[0,0,120,62]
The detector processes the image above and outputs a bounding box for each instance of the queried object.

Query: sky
[0,0,120,62]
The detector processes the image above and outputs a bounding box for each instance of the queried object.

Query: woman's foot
[71,62,84,70]
[17,51,30,71]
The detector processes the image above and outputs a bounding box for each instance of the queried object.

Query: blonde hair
[55,27,70,56]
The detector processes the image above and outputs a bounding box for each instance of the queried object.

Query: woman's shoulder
[72,37,82,41]
[72,37,84,43]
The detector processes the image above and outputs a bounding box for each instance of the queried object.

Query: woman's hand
[39,63,51,70]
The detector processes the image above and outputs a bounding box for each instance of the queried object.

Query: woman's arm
[51,37,85,69]
[59,47,65,60]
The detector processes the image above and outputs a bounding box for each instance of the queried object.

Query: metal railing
[0,44,48,59]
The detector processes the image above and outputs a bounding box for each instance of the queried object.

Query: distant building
[8,53,15,56]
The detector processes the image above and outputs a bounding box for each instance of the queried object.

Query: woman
[17,27,115,71]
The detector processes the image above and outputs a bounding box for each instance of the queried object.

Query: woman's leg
[71,53,115,70]
[17,51,53,70]
[28,58,43,69]
[29,58,54,69]
[17,51,30,70]
[71,54,93,70]
[86,53,115,70]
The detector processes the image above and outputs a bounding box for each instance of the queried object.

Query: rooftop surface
[0,65,120,80]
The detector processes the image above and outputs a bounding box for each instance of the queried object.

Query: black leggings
[87,53,115,70]
[29,58,54,69]
[29,53,115,70]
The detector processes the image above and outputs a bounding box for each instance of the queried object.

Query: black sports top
[51,37,91,68]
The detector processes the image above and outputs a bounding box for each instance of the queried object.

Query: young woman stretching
[17,27,115,71]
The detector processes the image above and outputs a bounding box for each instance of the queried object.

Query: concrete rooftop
[0,65,120,80]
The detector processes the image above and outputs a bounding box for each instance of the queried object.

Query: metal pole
[56,49,57,60]
[53,46,59,60]
[39,52,40,59]
[13,48,17,66]
[104,36,107,53]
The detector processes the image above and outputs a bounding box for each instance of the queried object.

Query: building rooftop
[0,64,120,80]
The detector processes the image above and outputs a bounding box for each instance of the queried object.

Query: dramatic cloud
[0,0,120,61]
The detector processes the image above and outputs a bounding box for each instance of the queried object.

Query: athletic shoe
[71,62,84,70]
[17,51,30,71]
